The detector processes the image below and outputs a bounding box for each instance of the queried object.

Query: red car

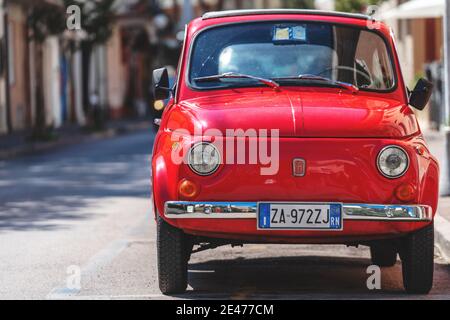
[151,9,438,295]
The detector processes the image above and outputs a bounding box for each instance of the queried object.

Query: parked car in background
[151,9,438,295]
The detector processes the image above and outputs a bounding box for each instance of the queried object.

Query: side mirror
[409,78,433,110]
[153,67,171,100]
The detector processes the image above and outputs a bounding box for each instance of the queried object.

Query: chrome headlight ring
[376,145,410,179]
[187,142,221,176]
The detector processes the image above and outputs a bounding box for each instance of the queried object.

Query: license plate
[257,203,343,230]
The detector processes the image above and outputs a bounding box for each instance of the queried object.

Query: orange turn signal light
[415,145,426,156]
[395,183,416,202]
[178,179,199,198]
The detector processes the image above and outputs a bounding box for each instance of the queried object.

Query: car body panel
[152,12,439,244]
[165,88,419,138]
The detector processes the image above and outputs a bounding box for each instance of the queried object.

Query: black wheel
[370,243,397,267]
[157,217,192,294]
[400,223,434,294]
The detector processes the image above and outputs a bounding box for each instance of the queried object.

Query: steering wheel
[317,65,373,86]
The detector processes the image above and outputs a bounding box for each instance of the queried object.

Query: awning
[380,0,444,20]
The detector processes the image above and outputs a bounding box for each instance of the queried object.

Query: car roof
[202,9,371,21]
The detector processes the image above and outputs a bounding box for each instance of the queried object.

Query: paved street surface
[425,130,449,198]
[1,130,450,300]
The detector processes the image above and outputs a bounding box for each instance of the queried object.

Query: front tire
[157,217,192,294]
[370,243,397,267]
[400,223,434,294]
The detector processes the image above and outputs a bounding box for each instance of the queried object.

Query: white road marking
[46,209,153,300]
[46,238,130,299]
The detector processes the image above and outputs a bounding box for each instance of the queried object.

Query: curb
[0,121,152,161]
[435,215,450,263]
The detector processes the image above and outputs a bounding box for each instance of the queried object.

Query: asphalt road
[0,129,450,300]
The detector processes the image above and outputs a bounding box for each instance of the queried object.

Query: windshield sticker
[273,25,307,43]
[273,27,290,41]
[292,25,306,41]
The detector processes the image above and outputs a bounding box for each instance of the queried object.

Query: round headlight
[377,145,409,178]
[188,142,221,176]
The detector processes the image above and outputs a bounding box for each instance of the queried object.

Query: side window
[354,31,394,90]
[371,51,384,88]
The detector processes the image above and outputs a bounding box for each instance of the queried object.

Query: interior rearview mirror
[409,78,433,110]
[153,67,171,101]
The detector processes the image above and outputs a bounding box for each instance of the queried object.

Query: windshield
[189,22,395,91]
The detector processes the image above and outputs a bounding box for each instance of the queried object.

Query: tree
[64,0,115,129]
[335,0,386,13]
[198,0,224,11]
[27,1,116,137]
[28,2,66,139]
[282,0,315,9]
[64,0,115,45]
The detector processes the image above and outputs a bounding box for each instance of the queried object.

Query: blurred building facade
[378,0,445,130]
[0,0,320,137]
[0,0,166,136]
[0,0,77,135]
[0,0,188,136]
[0,0,30,134]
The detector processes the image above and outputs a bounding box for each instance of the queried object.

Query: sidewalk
[424,130,448,196]
[423,130,450,261]
[436,197,450,261]
[0,118,153,160]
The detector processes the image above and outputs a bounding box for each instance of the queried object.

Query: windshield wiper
[193,72,280,90]
[275,74,359,94]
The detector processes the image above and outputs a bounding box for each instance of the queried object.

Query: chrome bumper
[164,202,432,221]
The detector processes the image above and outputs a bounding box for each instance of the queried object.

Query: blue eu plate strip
[329,204,342,229]
[259,203,271,229]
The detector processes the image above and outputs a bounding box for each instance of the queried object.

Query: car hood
[167,90,419,138]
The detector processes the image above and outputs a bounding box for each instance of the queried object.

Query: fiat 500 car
[151,10,438,295]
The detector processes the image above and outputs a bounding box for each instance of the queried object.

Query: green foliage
[28,0,115,44]
[28,3,66,42]
[335,0,386,13]
[412,72,425,88]
[282,0,315,9]
[64,0,115,44]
